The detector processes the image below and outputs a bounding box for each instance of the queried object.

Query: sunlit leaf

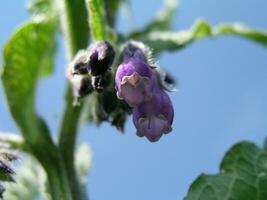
[1,18,56,143]
[132,20,267,55]
[27,0,57,77]
[185,141,267,200]
[214,23,267,47]
[27,0,54,16]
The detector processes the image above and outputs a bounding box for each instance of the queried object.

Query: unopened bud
[67,42,115,103]
[88,41,115,76]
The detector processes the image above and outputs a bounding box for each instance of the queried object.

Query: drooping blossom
[115,42,154,107]
[132,87,174,142]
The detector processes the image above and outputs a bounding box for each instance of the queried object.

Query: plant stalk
[56,0,89,199]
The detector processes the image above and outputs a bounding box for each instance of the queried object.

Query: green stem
[24,117,72,200]
[32,146,71,200]
[59,87,85,200]
[56,0,89,199]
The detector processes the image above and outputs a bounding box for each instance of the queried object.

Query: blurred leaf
[0,133,26,152]
[132,20,267,55]
[75,144,92,200]
[214,23,267,47]
[185,141,267,200]
[27,0,54,16]
[75,144,92,184]
[1,18,56,142]
[128,0,178,38]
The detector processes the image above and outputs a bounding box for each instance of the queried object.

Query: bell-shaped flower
[115,58,153,107]
[132,89,174,142]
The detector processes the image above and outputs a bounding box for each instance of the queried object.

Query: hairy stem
[56,0,89,199]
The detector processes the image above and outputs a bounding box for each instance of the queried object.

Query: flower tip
[147,135,161,142]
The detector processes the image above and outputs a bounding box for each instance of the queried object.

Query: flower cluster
[115,42,174,142]
[67,41,115,105]
[67,40,174,142]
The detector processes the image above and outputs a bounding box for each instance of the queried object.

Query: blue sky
[1,0,267,200]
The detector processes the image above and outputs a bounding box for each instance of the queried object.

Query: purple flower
[115,41,175,142]
[115,58,153,107]
[133,90,174,142]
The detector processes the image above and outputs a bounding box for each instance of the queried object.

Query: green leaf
[87,0,109,41]
[185,141,267,200]
[27,0,54,16]
[1,18,56,140]
[214,23,267,47]
[128,0,178,39]
[27,0,57,77]
[132,20,267,55]
[0,22,71,199]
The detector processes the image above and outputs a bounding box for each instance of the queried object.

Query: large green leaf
[28,0,57,76]
[185,141,267,200]
[1,18,56,140]
[132,20,267,55]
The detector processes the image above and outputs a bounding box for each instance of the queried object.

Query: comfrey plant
[1,0,267,199]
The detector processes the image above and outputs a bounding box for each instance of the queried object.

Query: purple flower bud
[66,51,93,104]
[67,50,90,76]
[120,42,148,62]
[132,90,174,142]
[115,58,153,107]
[69,75,93,99]
[91,72,111,93]
[67,41,115,103]
[88,41,115,76]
